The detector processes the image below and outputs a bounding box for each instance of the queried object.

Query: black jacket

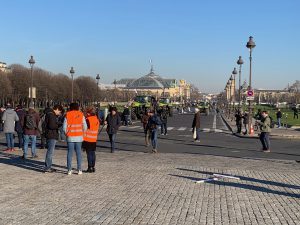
[106,114,121,134]
[45,110,62,140]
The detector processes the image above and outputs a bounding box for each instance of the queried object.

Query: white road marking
[177,127,186,131]
[128,126,141,129]
[167,127,174,130]
[213,113,217,130]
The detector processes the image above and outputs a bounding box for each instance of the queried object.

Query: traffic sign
[246,96,254,101]
[247,90,254,97]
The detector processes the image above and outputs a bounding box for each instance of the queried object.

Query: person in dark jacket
[243,111,249,135]
[21,103,40,159]
[235,110,243,134]
[192,108,201,142]
[276,108,282,128]
[159,106,168,135]
[15,105,25,150]
[141,110,151,146]
[105,107,121,153]
[44,105,64,173]
[122,106,130,126]
[146,110,162,153]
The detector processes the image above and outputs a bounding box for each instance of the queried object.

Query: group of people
[234,110,249,134]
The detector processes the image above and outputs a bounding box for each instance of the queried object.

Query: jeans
[277,118,281,127]
[5,133,14,149]
[144,129,151,146]
[108,134,116,153]
[17,132,23,149]
[45,139,57,170]
[150,129,158,149]
[161,122,167,135]
[259,132,270,150]
[67,142,82,171]
[86,150,96,168]
[124,115,130,126]
[23,135,37,158]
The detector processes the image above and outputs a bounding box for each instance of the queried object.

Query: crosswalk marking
[128,126,140,129]
[167,127,174,131]
[178,127,186,131]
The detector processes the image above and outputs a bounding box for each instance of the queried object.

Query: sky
[1,0,300,93]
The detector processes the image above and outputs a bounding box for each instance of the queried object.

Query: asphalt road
[1,111,300,161]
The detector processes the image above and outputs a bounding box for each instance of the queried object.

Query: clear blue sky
[1,0,299,93]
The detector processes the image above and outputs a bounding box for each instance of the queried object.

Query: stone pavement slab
[0,147,300,225]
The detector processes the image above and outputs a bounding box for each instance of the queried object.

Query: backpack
[25,113,37,130]
[38,114,47,134]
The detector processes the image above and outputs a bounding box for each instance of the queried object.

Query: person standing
[0,106,5,132]
[63,103,87,175]
[147,110,162,153]
[276,108,282,128]
[44,105,64,173]
[293,107,298,119]
[22,103,40,159]
[242,111,249,135]
[122,106,130,126]
[257,111,271,152]
[15,105,25,150]
[105,107,121,153]
[141,110,151,146]
[192,108,201,142]
[235,110,242,134]
[159,106,168,135]
[83,107,100,173]
[2,103,19,151]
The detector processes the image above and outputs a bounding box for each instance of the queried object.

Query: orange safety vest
[83,115,100,142]
[66,110,84,137]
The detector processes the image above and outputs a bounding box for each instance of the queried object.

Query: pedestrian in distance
[235,110,242,134]
[2,103,19,152]
[293,107,298,119]
[192,108,201,142]
[105,106,121,153]
[122,105,130,126]
[63,102,87,175]
[141,110,151,147]
[146,110,162,153]
[276,108,282,128]
[21,103,40,159]
[256,110,271,153]
[159,106,168,135]
[242,111,249,135]
[82,106,100,173]
[43,105,64,173]
[15,105,25,150]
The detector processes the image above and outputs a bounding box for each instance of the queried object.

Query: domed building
[115,65,190,100]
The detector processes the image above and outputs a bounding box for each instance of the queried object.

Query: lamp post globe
[28,56,35,106]
[70,67,75,102]
[237,56,244,109]
[246,36,256,135]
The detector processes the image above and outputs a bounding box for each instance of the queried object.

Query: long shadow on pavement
[169,174,300,199]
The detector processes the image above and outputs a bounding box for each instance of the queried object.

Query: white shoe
[78,170,82,175]
[67,170,72,175]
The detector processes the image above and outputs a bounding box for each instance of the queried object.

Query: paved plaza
[1,146,300,225]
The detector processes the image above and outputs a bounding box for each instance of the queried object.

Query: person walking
[141,110,151,146]
[159,106,168,135]
[147,110,162,153]
[276,108,282,128]
[43,105,64,173]
[235,110,243,134]
[15,105,25,150]
[122,106,130,126]
[257,111,271,152]
[83,107,100,173]
[22,103,40,159]
[192,108,201,142]
[63,103,87,175]
[0,106,6,132]
[242,111,249,135]
[2,103,19,151]
[293,107,298,119]
[105,106,121,153]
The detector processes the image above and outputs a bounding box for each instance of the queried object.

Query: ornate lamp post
[70,67,75,102]
[28,56,35,106]
[229,76,233,116]
[227,80,231,116]
[246,36,256,134]
[113,79,117,105]
[96,74,100,106]
[232,67,238,110]
[237,56,244,109]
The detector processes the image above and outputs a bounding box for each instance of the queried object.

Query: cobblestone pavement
[0,147,300,225]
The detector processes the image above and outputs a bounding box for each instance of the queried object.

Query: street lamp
[232,67,238,109]
[246,36,256,134]
[96,74,100,107]
[237,56,244,109]
[229,76,233,116]
[227,80,231,116]
[28,56,35,106]
[113,79,117,105]
[70,67,75,102]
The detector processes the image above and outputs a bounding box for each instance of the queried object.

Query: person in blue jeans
[63,103,87,175]
[44,105,64,173]
[147,110,162,153]
[2,103,19,151]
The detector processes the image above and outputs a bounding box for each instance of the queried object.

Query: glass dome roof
[127,68,165,89]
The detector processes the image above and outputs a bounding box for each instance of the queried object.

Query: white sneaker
[67,170,72,175]
[78,170,82,175]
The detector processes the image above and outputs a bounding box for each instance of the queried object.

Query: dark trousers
[40,134,47,148]
[236,123,242,133]
[294,113,298,119]
[17,132,23,149]
[108,134,116,153]
[86,150,96,168]
[259,132,270,150]
[161,122,167,134]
